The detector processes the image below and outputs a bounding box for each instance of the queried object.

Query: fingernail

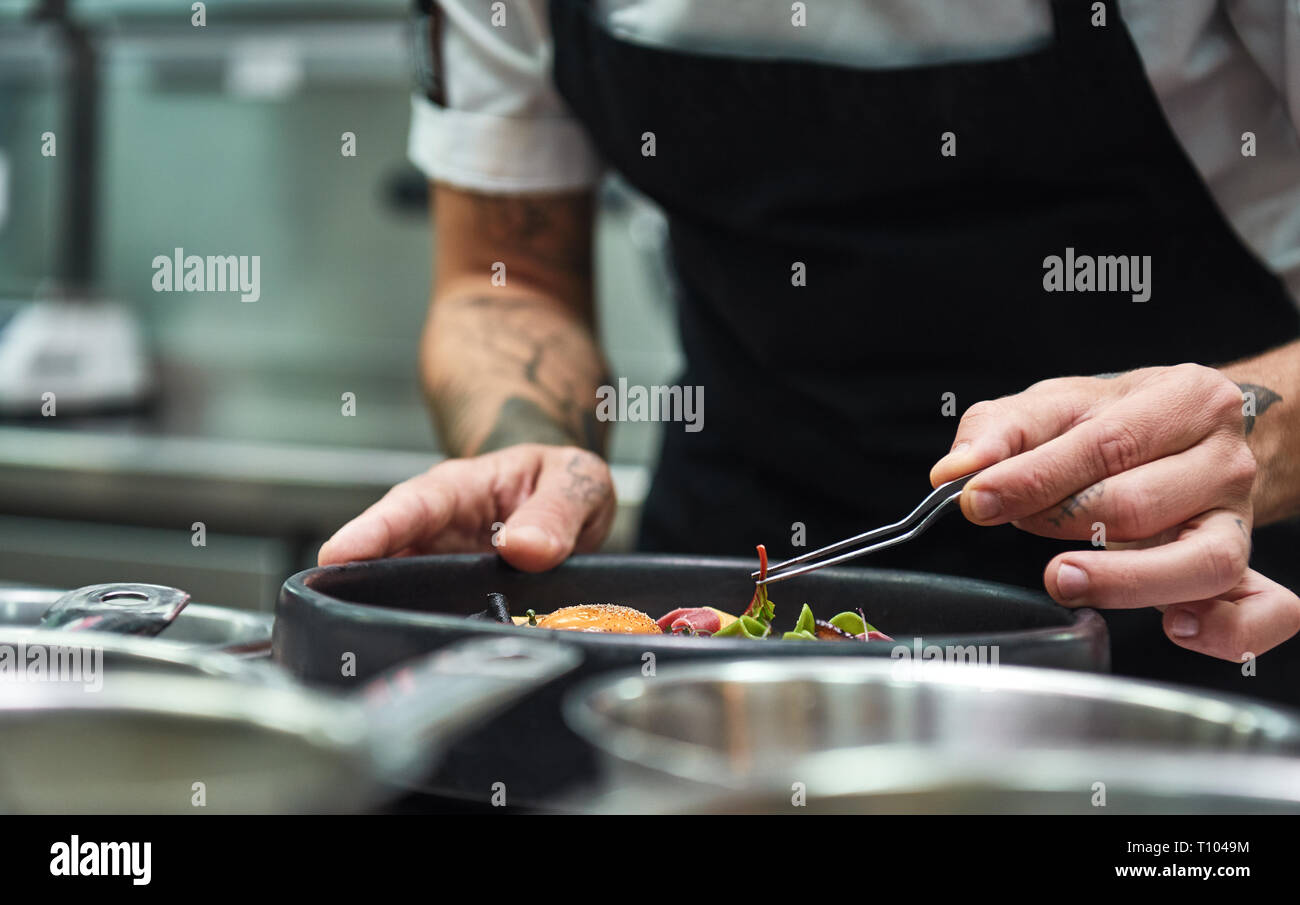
[317,526,357,562]
[511,525,559,556]
[1056,563,1089,599]
[967,488,1002,521]
[1170,610,1199,638]
[936,440,970,466]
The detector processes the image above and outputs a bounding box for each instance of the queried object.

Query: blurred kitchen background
[0,0,678,610]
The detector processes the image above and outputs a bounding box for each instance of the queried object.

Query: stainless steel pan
[0,633,579,814]
[565,658,1300,813]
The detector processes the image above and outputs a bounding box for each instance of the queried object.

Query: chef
[321,0,1300,705]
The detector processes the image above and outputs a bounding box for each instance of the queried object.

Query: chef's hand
[317,444,616,571]
[930,363,1300,661]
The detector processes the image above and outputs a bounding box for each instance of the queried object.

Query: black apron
[550,0,1300,705]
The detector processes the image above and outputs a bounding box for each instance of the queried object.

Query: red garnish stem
[744,544,768,618]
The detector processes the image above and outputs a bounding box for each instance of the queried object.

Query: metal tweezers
[753,469,984,585]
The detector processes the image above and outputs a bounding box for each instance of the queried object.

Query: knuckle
[425,456,467,481]
[407,482,448,525]
[487,442,543,465]
[1026,376,1067,394]
[545,446,614,510]
[1210,381,1246,419]
[513,442,552,459]
[1172,361,1216,386]
[562,445,608,471]
[1170,363,1240,415]
[386,475,429,505]
[991,463,1032,503]
[1200,537,1248,592]
[1113,485,1153,537]
[998,457,1061,511]
[1228,446,1258,493]
[959,399,1000,428]
[1094,419,1145,474]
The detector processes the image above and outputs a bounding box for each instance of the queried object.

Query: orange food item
[535,604,662,634]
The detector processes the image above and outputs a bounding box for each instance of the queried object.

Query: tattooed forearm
[425,184,600,457]
[428,294,608,456]
[1235,382,1282,435]
[467,192,592,277]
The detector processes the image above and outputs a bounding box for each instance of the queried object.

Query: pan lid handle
[360,637,583,773]
[38,583,191,637]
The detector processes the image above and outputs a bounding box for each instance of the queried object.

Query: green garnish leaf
[715,614,772,640]
[793,603,815,635]
[829,611,877,636]
[743,582,776,627]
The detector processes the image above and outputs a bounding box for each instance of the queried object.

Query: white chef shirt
[408,0,1300,300]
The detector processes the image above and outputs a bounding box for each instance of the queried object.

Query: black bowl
[274,554,1107,805]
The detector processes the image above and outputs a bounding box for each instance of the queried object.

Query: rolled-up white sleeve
[1224,0,1300,138]
[408,0,602,193]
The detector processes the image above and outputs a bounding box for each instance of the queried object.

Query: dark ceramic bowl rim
[281,553,1107,656]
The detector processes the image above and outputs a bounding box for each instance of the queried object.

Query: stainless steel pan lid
[0,586,273,655]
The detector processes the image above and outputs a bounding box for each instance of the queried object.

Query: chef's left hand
[930,363,1300,661]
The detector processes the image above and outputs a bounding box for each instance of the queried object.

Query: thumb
[497,449,614,572]
[1162,569,1300,661]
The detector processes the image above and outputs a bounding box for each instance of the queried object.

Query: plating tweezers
[753,469,984,585]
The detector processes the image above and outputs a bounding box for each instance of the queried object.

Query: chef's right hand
[317,444,616,571]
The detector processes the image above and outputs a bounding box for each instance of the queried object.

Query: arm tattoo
[1235,382,1282,436]
[468,193,591,276]
[428,189,596,455]
[479,396,597,453]
[432,294,606,455]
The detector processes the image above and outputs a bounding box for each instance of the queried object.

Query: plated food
[467,546,892,642]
